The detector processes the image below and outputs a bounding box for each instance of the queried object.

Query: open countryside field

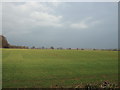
[2,49,118,88]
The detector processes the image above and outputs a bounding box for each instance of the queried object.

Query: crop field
[2,49,118,88]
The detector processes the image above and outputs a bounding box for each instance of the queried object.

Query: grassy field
[2,49,118,88]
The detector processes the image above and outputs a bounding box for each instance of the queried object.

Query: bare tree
[31,46,35,49]
[50,46,54,49]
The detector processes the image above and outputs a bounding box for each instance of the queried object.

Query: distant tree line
[9,45,29,49]
[0,35,119,51]
[0,35,29,49]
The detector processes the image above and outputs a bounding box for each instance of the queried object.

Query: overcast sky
[2,2,118,49]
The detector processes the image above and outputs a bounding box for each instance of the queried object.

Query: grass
[2,49,118,88]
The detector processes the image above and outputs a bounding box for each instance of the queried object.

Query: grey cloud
[2,2,118,49]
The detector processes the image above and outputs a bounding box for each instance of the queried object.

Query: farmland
[2,49,118,88]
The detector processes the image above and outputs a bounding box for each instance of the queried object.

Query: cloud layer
[2,2,118,49]
[70,17,101,29]
[3,2,64,35]
[3,2,102,35]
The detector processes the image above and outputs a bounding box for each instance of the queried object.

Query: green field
[2,49,118,88]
